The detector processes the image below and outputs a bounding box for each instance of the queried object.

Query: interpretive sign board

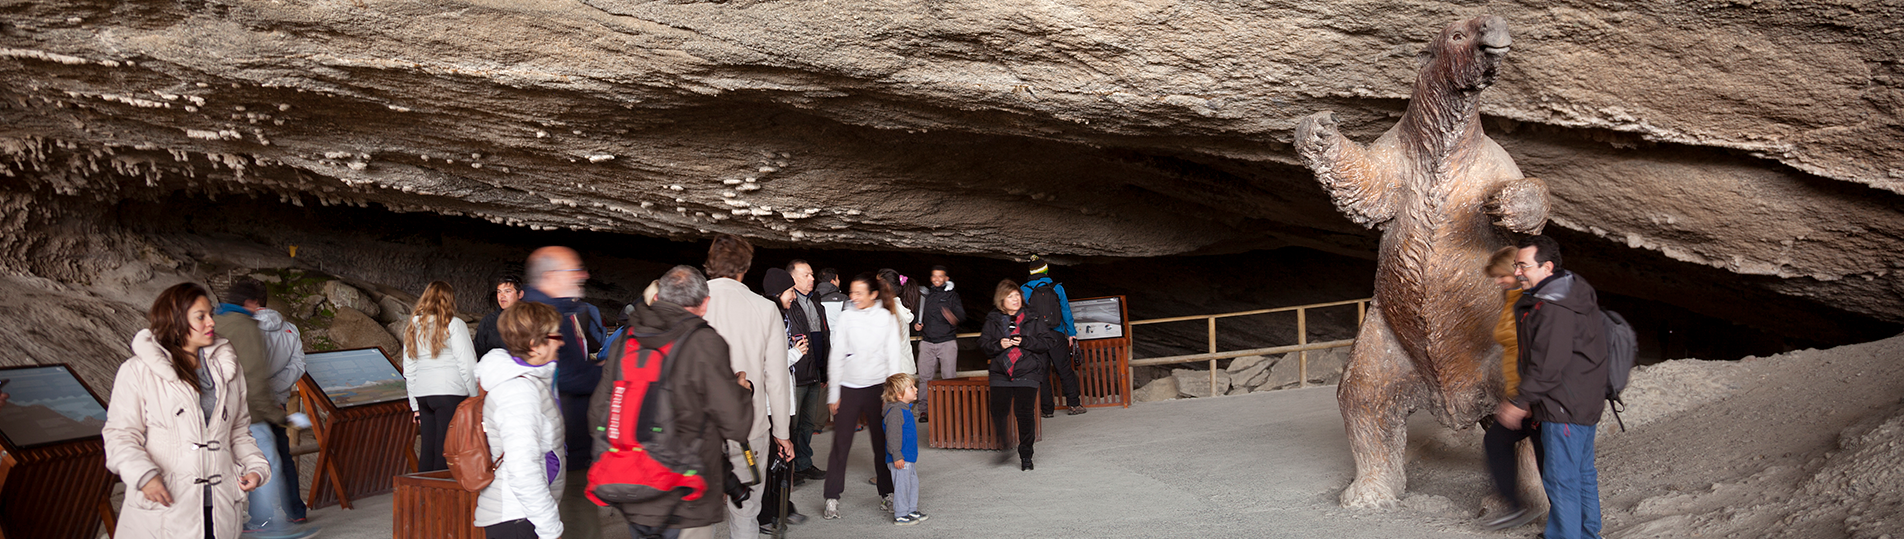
[1070,296,1126,340]
[304,347,408,409]
[0,365,107,449]
[298,347,417,509]
[0,364,115,539]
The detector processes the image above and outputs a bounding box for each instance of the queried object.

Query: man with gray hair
[594,265,754,539]
[523,246,607,539]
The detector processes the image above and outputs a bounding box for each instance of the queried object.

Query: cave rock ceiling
[2,1,1901,329]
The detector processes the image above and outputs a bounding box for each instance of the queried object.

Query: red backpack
[586,328,709,505]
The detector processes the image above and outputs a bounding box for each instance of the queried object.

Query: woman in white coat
[820,273,909,520]
[104,283,270,539]
[472,301,567,539]
[403,281,480,472]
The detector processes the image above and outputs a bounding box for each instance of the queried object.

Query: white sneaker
[822,499,840,520]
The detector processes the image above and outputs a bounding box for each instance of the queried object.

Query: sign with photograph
[304,347,407,409]
[1070,296,1126,340]
[0,364,108,449]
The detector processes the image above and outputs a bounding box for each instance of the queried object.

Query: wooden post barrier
[926,377,1040,450]
[298,347,420,510]
[393,470,481,539]
[0,364,116,539]
[1072,337,1131,407]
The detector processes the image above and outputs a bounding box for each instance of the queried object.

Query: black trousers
[823,385,893,500]
[1484,416,1545,510]
[483,518,539,539]
[1040,336,1081,412]
[990,385,1038,459]
[416,395,466,472]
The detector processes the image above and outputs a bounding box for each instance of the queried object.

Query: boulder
[328,306,400,355]
[1307,347,1350,386]
[1225,354,1269,374]
[1134,376,1180,403]
[377,294,415,324]
[293,295,328,320]
[323,280,380,319]
[1226,385,1252,396]
[386,319,410,348]
[1260,352,1305,391]
[1231,355,1274,390]
[1174,368,1231,399]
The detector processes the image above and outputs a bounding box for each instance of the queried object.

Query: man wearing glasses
[1495,235,1610,539]
[524,246,608,539]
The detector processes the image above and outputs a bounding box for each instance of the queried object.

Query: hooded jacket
[103,330,272,539]
[783,297,829,386]
[473,348,565,538]
[814,282,847,331]
[589,299,754,529]
[214,304,283,426]
[917,282,966,344]
[521,287,605,396]
[402,315,481,411]
[253,308,306,407]
[828,302,908,403]
[1510,270,1611,425]
[979,310,1056,388]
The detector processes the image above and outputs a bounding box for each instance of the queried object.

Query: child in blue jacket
[882,373,928,525]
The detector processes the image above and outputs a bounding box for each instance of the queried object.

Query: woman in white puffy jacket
[403,281,480,472]
[472,302,566,539]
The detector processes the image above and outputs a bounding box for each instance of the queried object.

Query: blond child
[881,373,928,525]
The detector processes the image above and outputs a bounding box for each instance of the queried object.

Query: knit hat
[763,267,795,298]
[1029,255,1049,276]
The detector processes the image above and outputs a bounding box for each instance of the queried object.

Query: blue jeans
[246,423,295,529]
[1540,422,1601,539]
[271,423,307,522]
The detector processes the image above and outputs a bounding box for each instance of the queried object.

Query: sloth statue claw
[1294,15,1550,508]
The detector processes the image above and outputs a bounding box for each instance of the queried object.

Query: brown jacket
[103,330,271,539]
[1494,288,1522,399]
[589,299,753,529]
[213,310,284,425]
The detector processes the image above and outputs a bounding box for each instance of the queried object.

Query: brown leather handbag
[443,385,503,491]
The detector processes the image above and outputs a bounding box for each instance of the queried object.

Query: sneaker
[1041,410,1055,419]
[1482,507,1541,531]
[1067,405,1088,415]
[893,515,920,526]
[1021,458,1034,471]
[822,499,840,520]
[796,467,827,480]
[907,511,929,522]
[757,524,776,535]
[785,512,808,525]
[881,493,894,512]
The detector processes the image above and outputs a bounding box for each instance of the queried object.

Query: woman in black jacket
[979,279,1055,471]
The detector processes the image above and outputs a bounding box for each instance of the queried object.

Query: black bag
[1025,283,1064,330]
[1601,309,1638,431]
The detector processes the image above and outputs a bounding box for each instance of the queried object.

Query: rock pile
[249,268,470,357]
[1134,347,1351,402]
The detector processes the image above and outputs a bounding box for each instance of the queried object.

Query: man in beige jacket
[701,234,793,539]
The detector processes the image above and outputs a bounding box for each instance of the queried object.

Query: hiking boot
[1021,458,1034,471]
[822,499,840,520]
[1067,405,1087,415]
[893,515,921,526]
[796,466,827,480]
[881,493,894,512]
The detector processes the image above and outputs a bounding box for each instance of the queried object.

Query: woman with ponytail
[403,281,480,472]
[820,273,908,520]
[104,282,270,539]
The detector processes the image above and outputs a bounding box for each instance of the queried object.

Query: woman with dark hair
[877,269,918,374]
[104,282,271,539]
[820,273,908,520]
[472,301,567,539]
[404,281,480,472]
[979,279,1054,471]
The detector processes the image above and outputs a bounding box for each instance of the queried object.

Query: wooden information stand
[0,364,116,539]
[297,346,418,509]
[1067,295,1132,408]
[392,470,480,539]
[926,378,1041,450]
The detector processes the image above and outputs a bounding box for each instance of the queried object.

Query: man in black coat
[913,265,966,422]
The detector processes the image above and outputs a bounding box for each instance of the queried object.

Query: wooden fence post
[1298,308,1309,389]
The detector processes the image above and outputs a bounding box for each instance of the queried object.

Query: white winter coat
[891,303,917,374]
[403,315,480,411]
[253,308,305,406]
[103,330,271,539]
[828,302,909,404]
[472,348,565,539]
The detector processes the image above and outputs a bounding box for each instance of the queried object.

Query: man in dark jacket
[1496,235,1609,539]
[813,268,847,331]
[524,246,607,539]
[914,265,966,422]
[782,260,831,481]
[591,265,754,539]
[474,276,524,356]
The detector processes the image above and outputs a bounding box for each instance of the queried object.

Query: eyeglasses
[1513,262,1542,271]
[551,268,587,274]
[545,334,565,343]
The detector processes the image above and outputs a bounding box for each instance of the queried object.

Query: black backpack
[1601,309,1637,431]
[1025,283,1063,329]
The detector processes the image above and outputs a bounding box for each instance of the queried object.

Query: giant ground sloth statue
[1294,15,1550,508]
